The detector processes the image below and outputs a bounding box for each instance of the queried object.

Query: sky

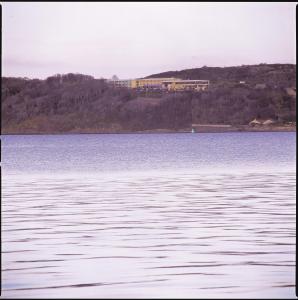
[2,2,296,79]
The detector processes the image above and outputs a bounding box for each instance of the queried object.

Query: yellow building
[112,77,210,91]
[131,78,179,89]
[163,80,209,91]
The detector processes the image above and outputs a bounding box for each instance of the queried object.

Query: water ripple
[2,171,296,298]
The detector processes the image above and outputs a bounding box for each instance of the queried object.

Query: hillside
[146,64,296,88]
[2,74,191,133]
[2,64,296,134]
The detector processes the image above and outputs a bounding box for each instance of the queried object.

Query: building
[110,79,132,89]
[109,77,210,92]
[162,79,209,91]
[130,78,179,89]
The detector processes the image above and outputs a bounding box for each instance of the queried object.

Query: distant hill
[2,74,191,133]
[145,64,296,88]
[2,64,296,134]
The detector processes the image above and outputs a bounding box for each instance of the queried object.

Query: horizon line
[2,62,296,81]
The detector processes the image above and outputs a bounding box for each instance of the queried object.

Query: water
[1,132,296,298]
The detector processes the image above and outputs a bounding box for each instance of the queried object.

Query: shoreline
[1,125,296,135]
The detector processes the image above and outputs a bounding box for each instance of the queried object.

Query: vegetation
[2,73,191,133]
[2,64,296,134]
[146,63,296,88]
[190,84,296,125]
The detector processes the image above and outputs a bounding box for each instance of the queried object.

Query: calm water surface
[1,132,296,298]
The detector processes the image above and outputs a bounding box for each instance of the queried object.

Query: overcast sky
[2,2,296,79]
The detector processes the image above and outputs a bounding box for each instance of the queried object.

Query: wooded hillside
[2,64,296,134]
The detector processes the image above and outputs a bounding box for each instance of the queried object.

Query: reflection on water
[1,133,296,298]
[2,171,296,298]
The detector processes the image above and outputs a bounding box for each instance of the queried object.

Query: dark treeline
[2,73,191,133]
[191,84,296,125]
[2,64,296,134]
